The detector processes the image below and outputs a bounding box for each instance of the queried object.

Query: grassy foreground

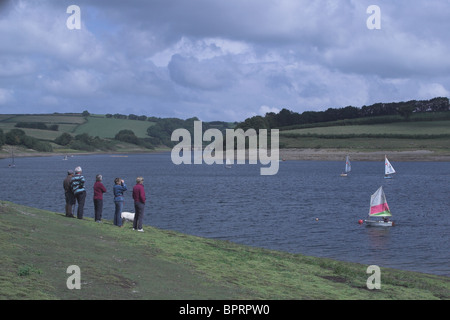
[0,201,448,300]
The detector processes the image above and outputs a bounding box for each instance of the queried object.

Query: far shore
[279,148,450,162]
[1,147,450,162]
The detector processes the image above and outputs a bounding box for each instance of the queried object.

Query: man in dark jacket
[63,170,75,217]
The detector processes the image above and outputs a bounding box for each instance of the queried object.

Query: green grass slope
[0,113,154,139]
[0,201,448,300]
[0,114,85,141]
[73,116,155,139]
[282,120,450,136]
[280,120,450,152]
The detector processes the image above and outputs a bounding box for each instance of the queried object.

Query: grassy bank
[0,201,448,300]
[279,120,450,153]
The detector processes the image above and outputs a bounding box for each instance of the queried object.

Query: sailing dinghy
[340,155,351,177]
[8,149,16,168]
[363,186,394,227]
[384,155,395,179]
[225,158,232,169]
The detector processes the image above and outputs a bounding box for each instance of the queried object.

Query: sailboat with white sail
[340,155,351,177]
[384,155,396,179]
[8,149,15,168]
[225,158,232,169]
[363,186,394,227]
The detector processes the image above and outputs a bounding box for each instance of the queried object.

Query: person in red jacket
[132,176,146,232]
[93,174,107,222]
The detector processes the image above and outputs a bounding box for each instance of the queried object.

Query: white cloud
[0,88,14,105]
[148,37,251,67]
[42,69,102,97]
[419,83,449,99]
[259,105,280,115]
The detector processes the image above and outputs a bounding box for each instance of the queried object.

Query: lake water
[1,153,449,276]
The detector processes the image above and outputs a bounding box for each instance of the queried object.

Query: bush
[68,133,115,151]
[68,139,95,151]
[5,129,26,145]
[14,122,58,131]
[55,133,73,146]
[115,129,154,149]
[115,129,139,144]
[5,129,53,151]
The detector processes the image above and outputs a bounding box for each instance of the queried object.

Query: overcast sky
[1,0,449,121]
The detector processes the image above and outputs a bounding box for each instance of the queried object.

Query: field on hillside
[280,135,450,151]
[282,120,450,136]
[73,116,155,138]
[0,114,85,141]
[0,114,161,155]
[279,120,450,152]
[0,114,155,139]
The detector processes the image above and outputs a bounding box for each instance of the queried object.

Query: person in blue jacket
[113,177,127,227]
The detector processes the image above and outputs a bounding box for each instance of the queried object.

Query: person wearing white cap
[70,166,86,219]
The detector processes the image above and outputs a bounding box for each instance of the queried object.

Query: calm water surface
[1,153,449,276]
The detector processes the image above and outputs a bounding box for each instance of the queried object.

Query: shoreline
[2,147,450,162]
[279,148,450,162]
[0,147,170,160]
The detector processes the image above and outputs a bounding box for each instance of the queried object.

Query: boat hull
[364,219,394,227]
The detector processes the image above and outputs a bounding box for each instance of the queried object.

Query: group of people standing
[63,166,147,232]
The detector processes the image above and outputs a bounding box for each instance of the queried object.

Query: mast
[9,148,16,168]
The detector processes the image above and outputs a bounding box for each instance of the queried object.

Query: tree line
[53,130,155,151]
[237,97,450,130]
[105,113,152,121]
[15,122,59,131]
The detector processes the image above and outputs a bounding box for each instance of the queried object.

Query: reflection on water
[1,153,449,276]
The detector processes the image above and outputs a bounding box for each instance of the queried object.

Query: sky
[0,0,450,122]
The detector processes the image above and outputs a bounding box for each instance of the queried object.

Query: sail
[385,156,395,175]
[369,186,392,217]
[344,155,351,173]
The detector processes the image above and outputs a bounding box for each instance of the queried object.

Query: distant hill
[0,112,235,154]
[234,97,450,153]
[1,97,450,155]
